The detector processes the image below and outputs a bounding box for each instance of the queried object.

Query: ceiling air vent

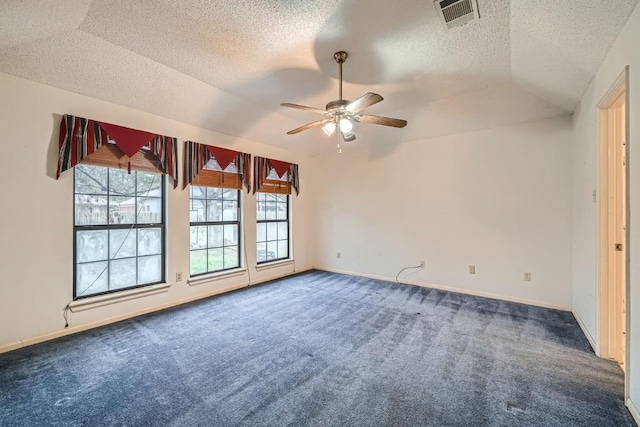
[435,0,480,29]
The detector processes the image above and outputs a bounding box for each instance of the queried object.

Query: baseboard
[628,398,640,426]
[316,267,571,311]
[0,268,310,355]
[571,307,598,352]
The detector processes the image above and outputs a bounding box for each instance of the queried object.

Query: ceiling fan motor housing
[326,99,350,112]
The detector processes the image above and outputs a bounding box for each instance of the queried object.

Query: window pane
[256,242,267,263]
[207,200,223,222]
[109,169,135,196]
[275,194,286,203]
[224,246,239,269]
[265,202,277,220]
[76,261,108,296]
[190,226,207,250]
[223,224,238,246]
[265,193,276,202]
[138,255,161,284]
[208,225,223,248]
[138,228,161,256]
[223,162,239,173]
[109,196,136,224]
[277,222,288,241]
[75,165,107,194]
[75,167,165,297]
[137,197,162,223]
[109,258,136,290]
[257,223,266,242]
[256,193,265,202]
[190,185,206,199]
[109,229,136,259]
[137,171,162,194]
[257,202,266,221]
[222,189,238,201]
[75,195,108,225]
[277,240,289,259]
[205,158,223,171]
[190,199,206,222]
[207,187,222,199]
[222,201,238,221]
[276,203,287,220]
[190,249,207,275]
[76,230,108,263]
[266,222,277,241]
[267,169,288,181]
[208,248,224,271]
[266,241,278,260]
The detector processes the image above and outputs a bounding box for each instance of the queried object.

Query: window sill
[68,283,171,312]
[188,268,247,287]
[255,259,294,272]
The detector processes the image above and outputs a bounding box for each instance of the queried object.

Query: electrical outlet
[469,265,476,274]
[336,252,341,259]
[524,272,531,282]
[176,272,182,282]
[419,261,425,268]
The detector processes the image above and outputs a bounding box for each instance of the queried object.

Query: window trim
[189,186,242,277]
[256,192,290,265]
[73,166,166,300]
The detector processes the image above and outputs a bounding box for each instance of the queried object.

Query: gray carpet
[0,270,634,426]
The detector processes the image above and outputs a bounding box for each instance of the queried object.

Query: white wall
[571,2,640,413]
[309,116,573,309]
[0,73,312,351]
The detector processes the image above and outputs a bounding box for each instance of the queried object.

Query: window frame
[189,186,242,277]
[256,192,290,265]
[73,165,166,299]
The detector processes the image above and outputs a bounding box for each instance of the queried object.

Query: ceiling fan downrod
[334,51,348,102]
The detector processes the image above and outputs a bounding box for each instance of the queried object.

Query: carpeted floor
[0,270,634,426]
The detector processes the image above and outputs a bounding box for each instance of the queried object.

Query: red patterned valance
[253,156,300,195]
[56,115,178,188]
[183,141,251,192]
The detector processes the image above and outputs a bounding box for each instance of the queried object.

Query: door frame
[596,66,630,400]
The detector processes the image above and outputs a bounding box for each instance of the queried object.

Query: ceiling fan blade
[287,119,332,135]
[357,114,407,128]
[280,103,327,115]
[346,92,384,114]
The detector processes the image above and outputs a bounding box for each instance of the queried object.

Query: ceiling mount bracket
[334,51,348,64]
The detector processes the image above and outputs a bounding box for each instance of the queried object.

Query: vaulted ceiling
[1,0,637,153]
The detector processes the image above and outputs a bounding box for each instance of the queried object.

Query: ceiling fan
[281,51,407,152]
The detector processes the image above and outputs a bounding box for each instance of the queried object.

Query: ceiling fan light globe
[342,130,356,142]
[322,121,336,136]
[339,118,354,133]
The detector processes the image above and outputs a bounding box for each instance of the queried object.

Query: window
[189,185,241,275]
[74,165,164,298]
[256,191,289,264]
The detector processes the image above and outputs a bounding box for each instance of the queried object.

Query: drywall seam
[627,398,640,426]
[572,307,598,352]
[0,269,309,355]
[317,267,571,311]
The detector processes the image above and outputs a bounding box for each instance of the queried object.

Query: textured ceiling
[0,0,637,154]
